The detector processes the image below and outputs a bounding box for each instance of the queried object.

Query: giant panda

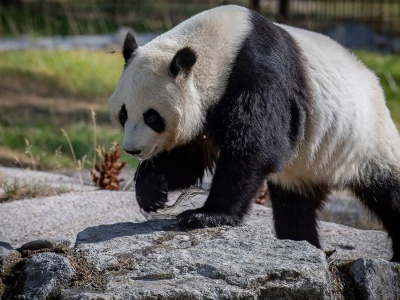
[109,5,400,262]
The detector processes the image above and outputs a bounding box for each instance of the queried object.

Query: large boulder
[62,217,332,299]
[1,167,398,299]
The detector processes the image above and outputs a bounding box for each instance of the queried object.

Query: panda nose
[125,149,142,156]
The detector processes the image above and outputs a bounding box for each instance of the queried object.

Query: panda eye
[118,104,128,127]
[143,109,165,133]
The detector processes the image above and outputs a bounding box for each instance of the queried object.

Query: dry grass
[0,178,69,202]
[67,249,107,291]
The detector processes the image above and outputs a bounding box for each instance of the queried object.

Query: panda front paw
[137,190,168,212]
[177,209,242,229]
[135,162,168,212]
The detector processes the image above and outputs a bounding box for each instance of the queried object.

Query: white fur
[109,5,252,159]
[270,24,400,191]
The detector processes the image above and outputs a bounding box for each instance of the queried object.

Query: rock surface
[61,218,332,299]
[21,252,75,300]
[0,190,147,247]
[348,258,399,299]
[0,167,399,299]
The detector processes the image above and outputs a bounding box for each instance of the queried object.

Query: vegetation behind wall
[0,0,399,37]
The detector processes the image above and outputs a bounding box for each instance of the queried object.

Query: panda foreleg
[350,164,400,262]
[135,160,169,212]
[135,141,211,212]
[268,182,328,249]
[178,148,267,229]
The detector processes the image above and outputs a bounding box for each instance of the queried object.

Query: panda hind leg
[268,182,329,249]
[350,164,400,262]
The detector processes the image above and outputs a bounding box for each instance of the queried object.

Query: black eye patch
[143,109,165,133]
[118,104,128,127]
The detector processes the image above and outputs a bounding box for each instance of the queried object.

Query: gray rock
[1,167,398,299]
[0,190,145,247]
[0,166,92,191]
[20,239,54,251]
[62,219,332,299]
[0,240,21,274]
[21,252,75,300]
[19,239,73,251]
[0,241,21,298]
[319,192,382,230]
[348,258,400,299]
[0,241,14,256]
[250,205,392,261]
[319,221,392,261]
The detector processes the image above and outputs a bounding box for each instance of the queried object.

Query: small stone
[19,239,54,251]
[20,252,74,300]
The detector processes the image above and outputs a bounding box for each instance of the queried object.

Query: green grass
[0,122,126,169]
[357,52,400,125]
[0,50,137,170]
[0,50,123,96]
[0,49,399,171]
[0,1,247,37]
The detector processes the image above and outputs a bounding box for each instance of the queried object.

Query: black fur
[123,31,138,66]
[169,47,197,78]
[135,161,168,212]
[118,104,127,128]
[177,11,309,228]
[268,183,329,249]
[135,137,217,212]
[350,163,400,262]
[143,109,165,133]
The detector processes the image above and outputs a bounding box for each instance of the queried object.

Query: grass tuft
[0,178,70,202]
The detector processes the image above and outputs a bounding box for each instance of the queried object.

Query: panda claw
[177,209,242,230]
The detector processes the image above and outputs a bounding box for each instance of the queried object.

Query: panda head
[109,32,203,160]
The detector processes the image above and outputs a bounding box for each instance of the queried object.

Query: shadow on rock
[75,219,178,245]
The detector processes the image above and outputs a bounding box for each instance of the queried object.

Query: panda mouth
[140,145,159,161]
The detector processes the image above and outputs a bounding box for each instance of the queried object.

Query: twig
[384,71,399,95]
[61,128,83,186]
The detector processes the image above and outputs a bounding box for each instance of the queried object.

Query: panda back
[274,24,400,187]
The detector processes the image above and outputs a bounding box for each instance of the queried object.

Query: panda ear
[169,47,197,78]
[123,32,138,65]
